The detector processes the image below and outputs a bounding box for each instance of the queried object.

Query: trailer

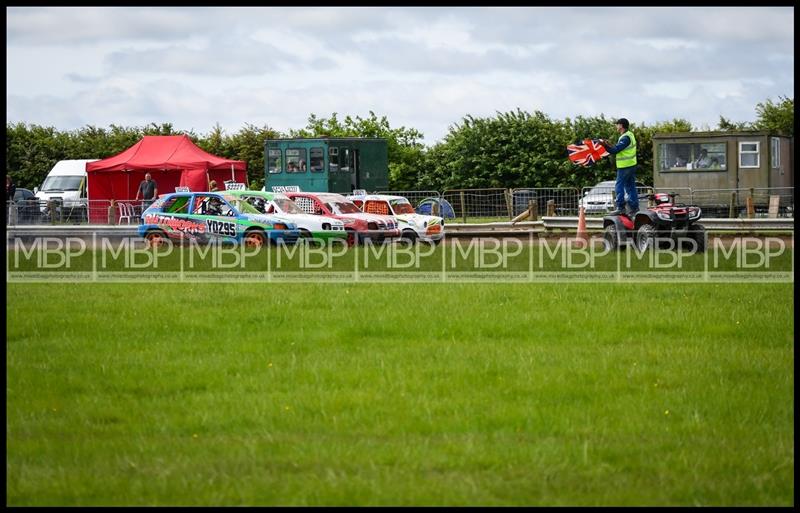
[264,137,389,194]
[652,130,793,216]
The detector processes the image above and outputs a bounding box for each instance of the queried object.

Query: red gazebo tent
[86,135,247,214]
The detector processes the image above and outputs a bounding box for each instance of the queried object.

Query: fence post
[729,191,737,219]
[48,200,56,225]
[460,190,466,223]
[546,199,555,217]
[768,195,780,218]
[505,189,513,220]
[529,199,538,221]
[747,188,755,218]
[108,200,117,225]
[8,201,17,225]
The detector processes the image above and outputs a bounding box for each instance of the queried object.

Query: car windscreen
[588,184,615,195]
[41,176,83,191]
[230,198,260,214]
[389,199,415,215]
[327,201,361,214]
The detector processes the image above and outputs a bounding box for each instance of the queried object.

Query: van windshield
[42,176,83,192]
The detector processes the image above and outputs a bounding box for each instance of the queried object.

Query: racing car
[346,193,445,244]
[226,190,347,244]
[138,191,300,247]
[285,191,400,246]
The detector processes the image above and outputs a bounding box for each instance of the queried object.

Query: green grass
[6,252,794,505]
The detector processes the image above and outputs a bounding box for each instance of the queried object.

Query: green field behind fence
[5,244,795,506]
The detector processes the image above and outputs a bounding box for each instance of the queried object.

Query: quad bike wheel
[603,224,620,251]
[635,223,657,252]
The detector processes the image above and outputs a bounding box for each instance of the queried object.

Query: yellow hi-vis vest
[615,130,637,168]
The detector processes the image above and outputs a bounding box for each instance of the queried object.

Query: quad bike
[602,193,706,252]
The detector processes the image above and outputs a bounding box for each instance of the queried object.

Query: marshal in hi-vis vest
[615,130,637,168]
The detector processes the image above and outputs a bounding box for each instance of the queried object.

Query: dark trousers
[615,165,639,212]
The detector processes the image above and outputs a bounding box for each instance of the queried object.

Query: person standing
[134,172,158,208]
[6,175,17,225]
[600,118,638,216]
[6,175,16,201]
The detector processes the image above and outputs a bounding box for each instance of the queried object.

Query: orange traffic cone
[575,206,588,244]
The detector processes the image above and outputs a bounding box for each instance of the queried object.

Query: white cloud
[5,6,794,144]
[629,38,700,51]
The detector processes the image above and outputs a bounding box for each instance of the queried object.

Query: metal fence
[6,186,795,226]
[513,188,582,218]
[688,187,794,218]
[6,199,148,226]
[441,188,512,222]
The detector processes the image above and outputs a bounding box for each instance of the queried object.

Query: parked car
[138,191,300,246]
[285,191,400,246]
[579,180,651,214]
[346,193,445,243]
[226,190,347,243]
[9,188,42,224]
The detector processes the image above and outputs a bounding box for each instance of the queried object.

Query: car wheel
[636,223,656,252]
[145,230,167,248]
[400,229,418,244]
[603,224,619,251]
[244,229,267,248]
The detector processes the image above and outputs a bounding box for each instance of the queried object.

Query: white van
[34,159,98,219]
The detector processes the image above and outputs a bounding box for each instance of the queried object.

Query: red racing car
[286,192,400,246]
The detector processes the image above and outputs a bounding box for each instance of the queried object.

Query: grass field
[6,246,794,505]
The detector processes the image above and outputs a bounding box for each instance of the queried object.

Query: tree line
[6,96,792,192]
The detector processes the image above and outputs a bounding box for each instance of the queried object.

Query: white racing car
[347,193,444,243]
[227,190,347,243]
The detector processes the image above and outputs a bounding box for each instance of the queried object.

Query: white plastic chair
[118,202,134,224]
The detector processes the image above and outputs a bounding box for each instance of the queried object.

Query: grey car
[580,180,650,214]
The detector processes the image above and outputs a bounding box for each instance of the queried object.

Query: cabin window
[310,147,325,173]
[340,148,351,173]
[658,142,726,171]
[739,141,760,168]
[770,137,781,169]
[268,149,282,174]
[329,147,339,172]
[286,148,307,173]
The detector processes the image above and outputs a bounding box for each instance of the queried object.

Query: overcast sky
[6,6,794,145]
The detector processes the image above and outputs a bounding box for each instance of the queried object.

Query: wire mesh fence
[441,188,513,223]
[6,186,794,226]
[6,199,150,226]
[689,187,794,218]
[513,188,582,218]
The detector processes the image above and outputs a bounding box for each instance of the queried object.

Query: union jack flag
[567,138,609,167]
